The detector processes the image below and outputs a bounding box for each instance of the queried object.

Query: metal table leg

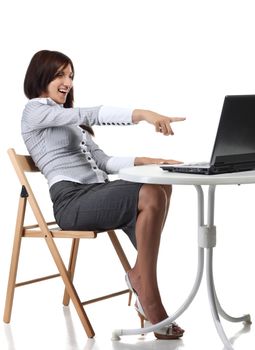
[204,185,251,350]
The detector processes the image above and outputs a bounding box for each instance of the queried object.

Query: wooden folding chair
[3,148,132,338]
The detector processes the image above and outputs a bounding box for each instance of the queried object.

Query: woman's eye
[54,70,73,80]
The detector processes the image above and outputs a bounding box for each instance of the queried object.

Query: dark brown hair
[24,50,94,135]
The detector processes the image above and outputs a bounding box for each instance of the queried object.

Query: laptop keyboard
[181,161,209,167]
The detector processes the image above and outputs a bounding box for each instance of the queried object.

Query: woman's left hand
[134,157,183,166]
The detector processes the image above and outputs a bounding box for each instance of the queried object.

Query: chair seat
[23,224,97,238]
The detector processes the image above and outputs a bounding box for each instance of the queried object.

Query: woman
[21,50,185,339]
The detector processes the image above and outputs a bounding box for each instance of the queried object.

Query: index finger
[170,117,186,123]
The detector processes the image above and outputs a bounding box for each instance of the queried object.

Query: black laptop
[161,95,255,175]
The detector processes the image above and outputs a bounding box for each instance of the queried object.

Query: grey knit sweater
[21,98,135,187]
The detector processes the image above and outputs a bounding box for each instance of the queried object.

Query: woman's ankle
[127,269,168,324]
[144,301,168,324]
[127,269,141,295]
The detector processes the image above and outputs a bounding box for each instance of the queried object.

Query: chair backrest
[8,148,50,232]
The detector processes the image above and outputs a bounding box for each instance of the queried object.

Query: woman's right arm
[22,99,134,131]
[22,98,102,130]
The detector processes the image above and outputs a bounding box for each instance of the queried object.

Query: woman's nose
[63,76,73,87]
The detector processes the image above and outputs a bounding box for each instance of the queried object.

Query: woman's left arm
[86,133,135,173]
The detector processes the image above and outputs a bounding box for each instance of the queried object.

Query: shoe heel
[128,290,132,306]
[137,311,145,328]
[137,312,146,335]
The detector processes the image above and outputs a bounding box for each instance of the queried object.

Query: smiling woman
[21,49,186,339]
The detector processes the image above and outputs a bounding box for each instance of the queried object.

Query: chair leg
[3,196,26,323]
[44,234,95,338]
[63,238,80,306]
[107,230,132,305]
[107,230,131,272]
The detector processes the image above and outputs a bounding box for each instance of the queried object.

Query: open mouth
[58,88,69,95]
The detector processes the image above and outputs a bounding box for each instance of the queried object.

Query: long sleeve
[106,157,135,174]
[22,98,134,132]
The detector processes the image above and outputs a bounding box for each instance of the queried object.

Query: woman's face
[41,64,74,104]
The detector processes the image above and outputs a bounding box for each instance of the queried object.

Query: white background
[0,1,255,349]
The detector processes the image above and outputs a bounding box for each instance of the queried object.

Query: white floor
[1,185,255,350]
[0,279,254,350]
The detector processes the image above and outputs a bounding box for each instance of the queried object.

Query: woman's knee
[138,184,168,212]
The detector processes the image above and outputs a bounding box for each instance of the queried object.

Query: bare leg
[128,184,172,324]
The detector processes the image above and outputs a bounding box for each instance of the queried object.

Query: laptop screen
[210,95,255,167]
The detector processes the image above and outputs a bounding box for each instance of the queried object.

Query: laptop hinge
[213,153,255,172]
[214,153,255,165]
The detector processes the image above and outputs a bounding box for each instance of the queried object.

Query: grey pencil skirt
[49,180,144,248]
